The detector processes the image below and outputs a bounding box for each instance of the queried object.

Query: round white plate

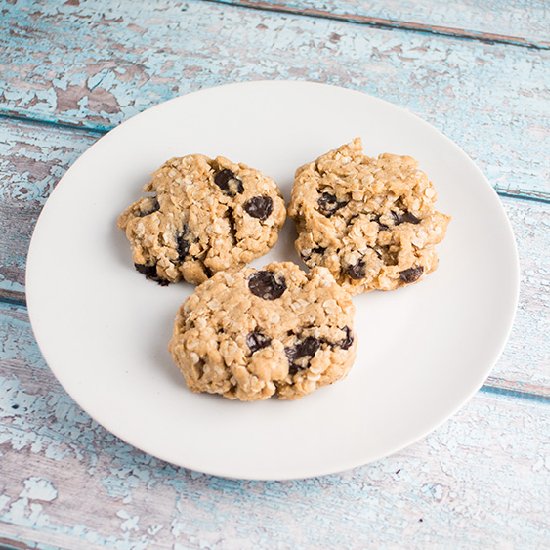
[26,81,519,480]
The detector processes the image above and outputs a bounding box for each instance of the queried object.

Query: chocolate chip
[285,347,297,364]
[214,169,234,190]
[295,336,320,358]
[134,263,170,286]
[339,326,354,350]
[402,212,421,224]
[286,336,321,374]
[399,266,424,283]
[214,169,244,196]
[177,226,190,261]
[138,197,160,217]
[317,192,347,217]
[248,271,287,300]
[285,337,320,362]
[243,195,273,220]
[287,362,300,375]
[134,263,156,277]
[300,246,326,263]
[226,206,237,245]
[345,259,366,279]
[246,331,272,354]
[392,210,421,225]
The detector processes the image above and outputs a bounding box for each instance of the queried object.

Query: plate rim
[25,80,520,480]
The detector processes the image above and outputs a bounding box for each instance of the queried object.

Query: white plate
[26,81,519,480]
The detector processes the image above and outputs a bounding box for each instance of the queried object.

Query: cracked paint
[0,1,549,548]
[0,1,548,198]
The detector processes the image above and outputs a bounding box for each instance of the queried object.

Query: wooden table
[1,1,549,548]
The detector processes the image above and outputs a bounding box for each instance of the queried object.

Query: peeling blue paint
[212,0,550,47]
[0,1,549,548]
[0,0,548,200]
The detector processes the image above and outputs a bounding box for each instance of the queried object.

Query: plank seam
[494,190,550,205]
[0,112,548,204]
[0,524,72,550]
[0,293,27,308]
[480,385,550,403]
[0,112,108,136]
[0,371,546,405]
[1,296,548,403]
[201,0,550,50]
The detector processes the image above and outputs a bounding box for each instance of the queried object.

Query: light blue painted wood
[211,0,550,47]
[0,302,549,549]
[0,0,548,200]
[0,120,98,298]
[0,1,549,547]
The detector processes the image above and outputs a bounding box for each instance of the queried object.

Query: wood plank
[0,118,548,396]
[0,0,549,200]
[0,311,548,547]
[211,0,550,49]
[492,197,550,397]
[0,120,99,298]
[0,533,48,550]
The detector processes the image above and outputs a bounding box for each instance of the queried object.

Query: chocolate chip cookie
[169,262,356,400]
[118,154,286,285]
[288,138,450,294]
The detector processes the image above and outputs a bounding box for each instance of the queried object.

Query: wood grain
[0,118,548,396]
[0,121,98,299]
[1,0,549,200]
[0,534,42,550]
[0,303,548,548]
[210,0,550,48]
[0,1,548,548]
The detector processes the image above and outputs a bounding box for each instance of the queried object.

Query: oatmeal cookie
[169,262,356,400]
[118,154,286,285]
[288,138,450,294]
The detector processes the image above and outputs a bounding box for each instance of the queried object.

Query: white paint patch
[21,477,58,502]
[117,508,140,532]
[148,524,163,536]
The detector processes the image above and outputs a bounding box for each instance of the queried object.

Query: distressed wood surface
[1,0,549,201]
[1,0,549,547]
[0,302,549,549]
[211,0,550,48]
[0,118,549,398]
[0,121,98,299]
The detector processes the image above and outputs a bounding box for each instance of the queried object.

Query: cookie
[288,138,450,294]
[169,262,356,400]
[117,154,286,285]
